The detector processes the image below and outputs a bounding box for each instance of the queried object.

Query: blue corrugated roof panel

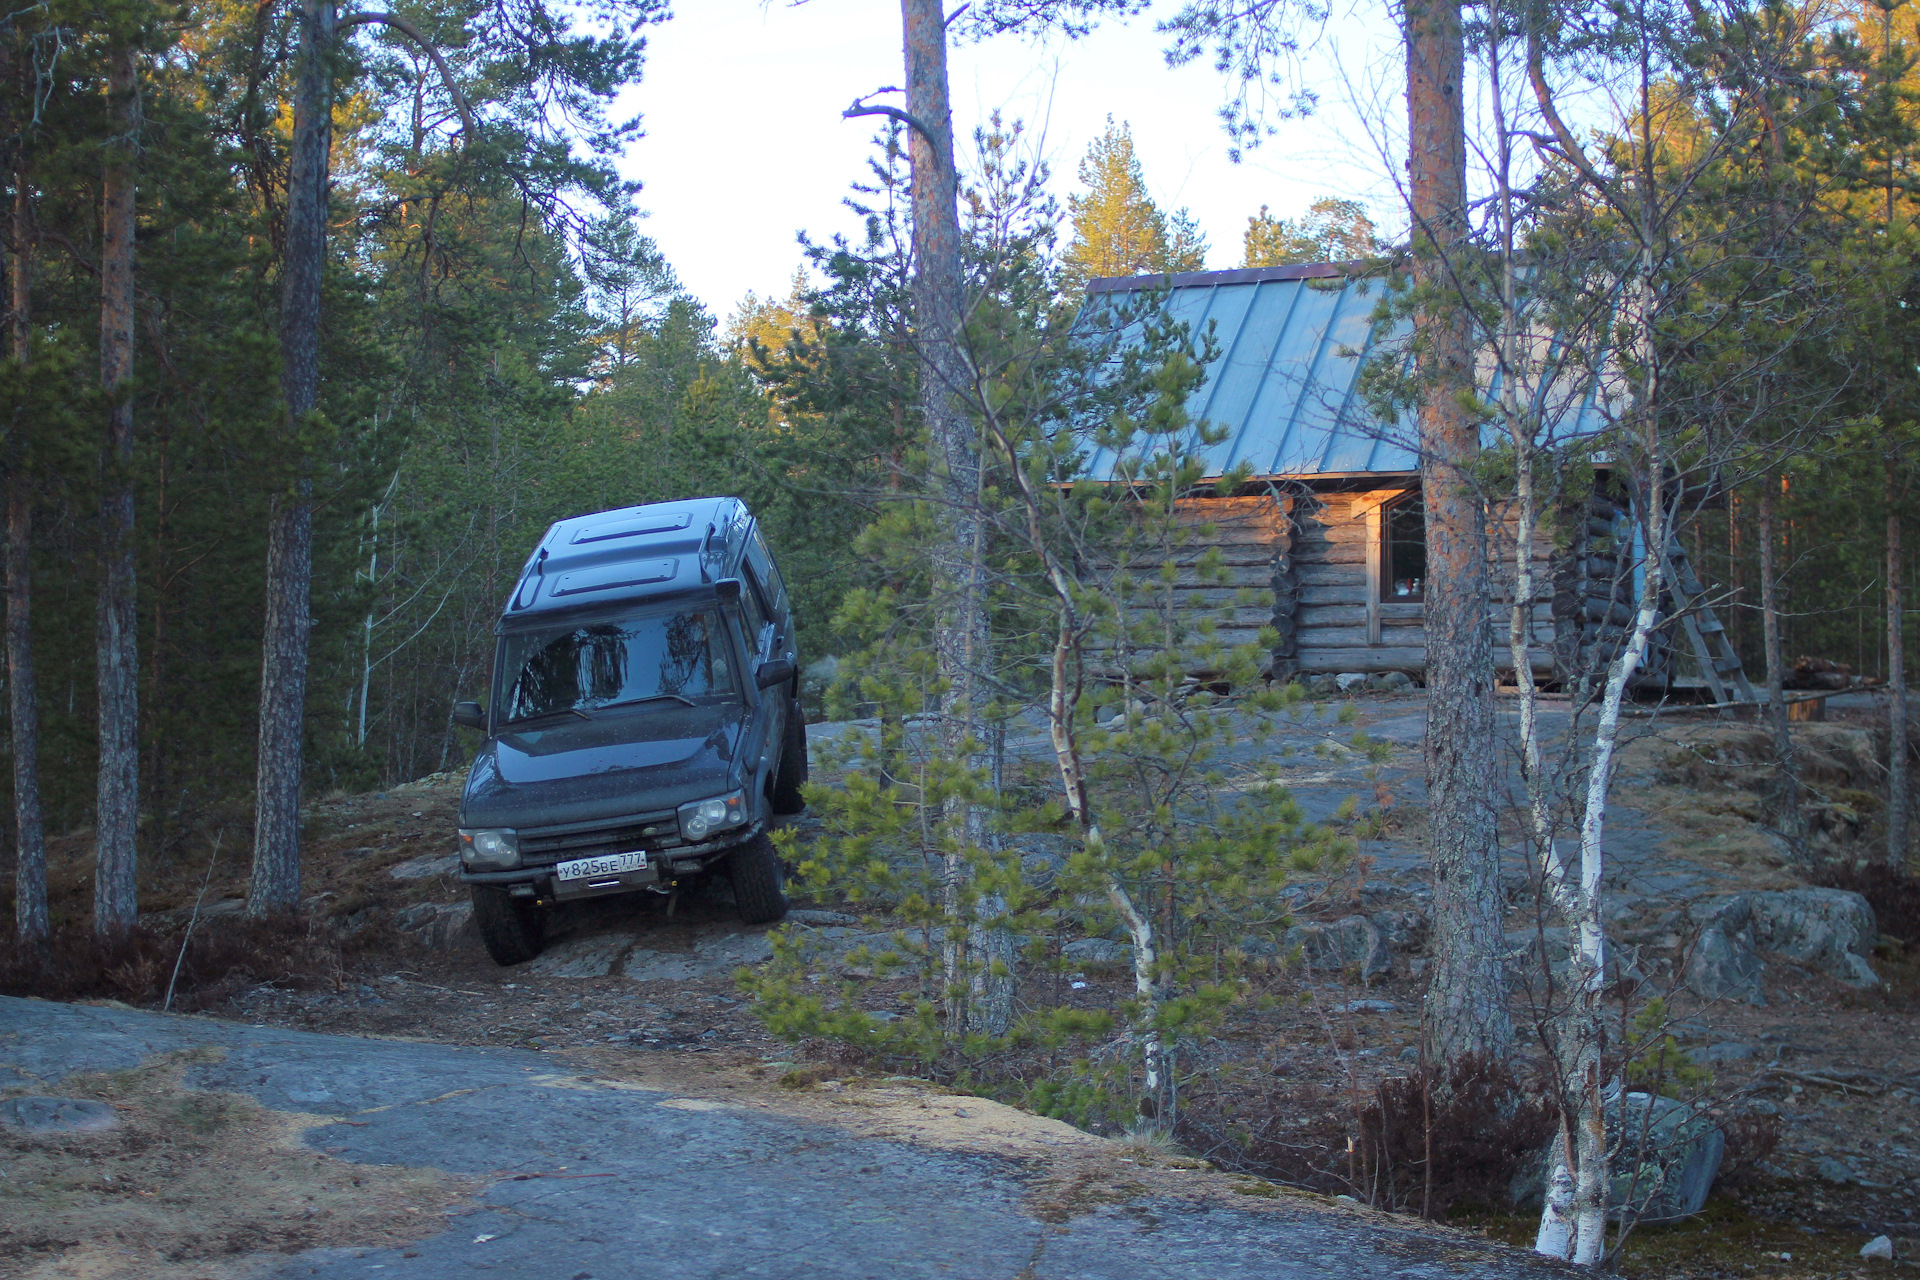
[1076,265,1418,483]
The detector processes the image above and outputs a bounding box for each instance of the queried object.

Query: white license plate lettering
[556,851,648,881]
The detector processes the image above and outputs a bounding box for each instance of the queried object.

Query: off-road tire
[471,885,545,966]
[728,832,788,925]
[770,701,808,816]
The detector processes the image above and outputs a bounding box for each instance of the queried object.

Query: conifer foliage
[1059,118,1208,292]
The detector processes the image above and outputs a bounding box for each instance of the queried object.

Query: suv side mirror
[754,658,795,690]
[451,700,487,731]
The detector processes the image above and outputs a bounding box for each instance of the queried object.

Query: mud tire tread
[471,885,544,966]
[729,832,789,925]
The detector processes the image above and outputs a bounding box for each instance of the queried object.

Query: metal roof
[1074,263,1609,484]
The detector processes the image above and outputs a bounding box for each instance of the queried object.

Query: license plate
[555,851,648,881]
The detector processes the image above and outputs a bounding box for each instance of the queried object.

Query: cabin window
[1382,492,1426,602]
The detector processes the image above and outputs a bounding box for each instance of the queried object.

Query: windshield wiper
[502,707,592,726]
[593,693,696,711]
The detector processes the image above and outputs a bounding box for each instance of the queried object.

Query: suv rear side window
[498,608,737,722]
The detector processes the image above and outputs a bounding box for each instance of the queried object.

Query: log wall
[1164,487,1560,679]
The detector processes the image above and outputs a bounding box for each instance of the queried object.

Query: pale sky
[612,1,1411,322]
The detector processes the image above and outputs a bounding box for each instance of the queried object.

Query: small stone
[1696,1042,1757,1064]
[1,1096,119,1134]
[1814,1156,1857,1185]
[1398,1045,1420,1063]
[1335,672,1367,692]
[1861,1236,1895,1261]
[1333,1000,1395,1014]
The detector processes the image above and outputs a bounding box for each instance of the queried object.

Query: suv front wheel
[728,832,789,925]
[471,885,545,965]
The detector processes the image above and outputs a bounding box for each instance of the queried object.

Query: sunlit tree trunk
[899,0,1007,1037]
[249,0,333,914]
[1405,0,1510,1065]
[94,44,140,933]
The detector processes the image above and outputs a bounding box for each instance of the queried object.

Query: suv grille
[518,812,683,867]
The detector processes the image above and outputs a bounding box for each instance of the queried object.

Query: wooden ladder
[1658,537,1757,705]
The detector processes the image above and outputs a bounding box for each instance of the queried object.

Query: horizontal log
[1298,582,1369,606]
[1298,625,1429,649]
[1294,543,1367,566]
[1296,563,1368,587]
[1298,605,1426,629]
[1101,565,1276,590]
[1294,646,1557,674]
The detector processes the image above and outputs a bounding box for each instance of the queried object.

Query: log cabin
[1073,263,1750,698]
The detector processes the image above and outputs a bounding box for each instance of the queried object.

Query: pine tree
[1242,196,1377,267]
[1060,119,1206,292]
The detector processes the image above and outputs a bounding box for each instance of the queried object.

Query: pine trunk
[1405,0,1510,1063]
[1756,478,1806,861]
[248,0,332,915]
[8,114,47,944]
[1889,470,1909,868]
[900,0,1007,1037]
[94,45,140,933]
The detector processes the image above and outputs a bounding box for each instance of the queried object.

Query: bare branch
[339,11,476,140]
[843,88,939,152]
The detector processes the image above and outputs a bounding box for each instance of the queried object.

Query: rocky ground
[9,690,1918,1278]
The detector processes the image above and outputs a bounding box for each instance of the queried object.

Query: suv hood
[460,702,746,830]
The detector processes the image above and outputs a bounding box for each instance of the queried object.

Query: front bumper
[458,821,764,899]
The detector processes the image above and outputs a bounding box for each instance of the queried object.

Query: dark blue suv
[449,497,806,965]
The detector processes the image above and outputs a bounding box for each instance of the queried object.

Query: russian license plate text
[556,851,648,881]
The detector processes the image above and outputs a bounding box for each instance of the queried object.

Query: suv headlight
[458,828,519,869]
[678,791,748,842]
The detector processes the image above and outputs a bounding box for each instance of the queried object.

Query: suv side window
[738,576,770,657]
[741,529,787,633]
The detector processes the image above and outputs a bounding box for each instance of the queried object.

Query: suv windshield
[497,607,737,723]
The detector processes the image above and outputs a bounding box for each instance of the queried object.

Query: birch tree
[1509,0,1849,1260]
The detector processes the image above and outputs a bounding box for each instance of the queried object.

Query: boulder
[394,901,475,951]
[1691,889,1880,989]
[1695,1041,1758,1064]
[1365,671,1415,693]
[1062,937,1134,971]
[1285,916,1390,981]
[1369,908,1428,953]
[1684,927,1767,1006]
[1513,1091,1724,1224]
[388,851,459,881]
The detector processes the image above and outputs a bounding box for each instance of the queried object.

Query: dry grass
[0,1048,474,1280]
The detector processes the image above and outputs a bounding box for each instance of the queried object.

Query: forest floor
[7,690,1918,1279]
